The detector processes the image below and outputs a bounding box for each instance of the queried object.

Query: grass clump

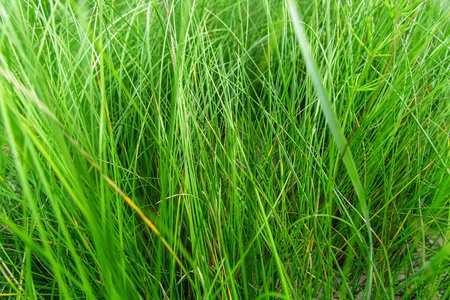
[1,0,449,299]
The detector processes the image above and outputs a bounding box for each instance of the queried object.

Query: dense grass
[1,0,449,298]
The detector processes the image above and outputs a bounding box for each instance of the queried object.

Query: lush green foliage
[1,0,449,298]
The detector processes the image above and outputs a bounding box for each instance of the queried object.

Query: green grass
[1,0,449,299]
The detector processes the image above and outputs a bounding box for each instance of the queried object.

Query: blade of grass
[287,1,374,298]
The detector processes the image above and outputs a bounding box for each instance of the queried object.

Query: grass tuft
[1,0,449,299]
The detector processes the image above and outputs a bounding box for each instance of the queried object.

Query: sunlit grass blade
[287,1,374,298]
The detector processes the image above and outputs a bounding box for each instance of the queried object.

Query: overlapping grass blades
[0,0,449,299]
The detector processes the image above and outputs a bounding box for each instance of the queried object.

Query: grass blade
[287,1,374,298]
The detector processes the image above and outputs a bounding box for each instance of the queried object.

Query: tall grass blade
[287,1,374,298]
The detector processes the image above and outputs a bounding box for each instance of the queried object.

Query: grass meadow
[1,0,450,298]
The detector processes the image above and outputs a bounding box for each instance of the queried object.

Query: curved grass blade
[287,1,374,298]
